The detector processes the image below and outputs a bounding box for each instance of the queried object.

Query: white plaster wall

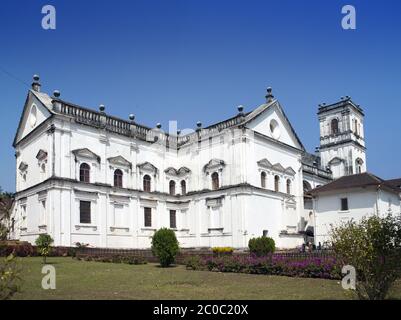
[314,188,400,245]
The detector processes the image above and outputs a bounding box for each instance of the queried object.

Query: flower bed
[185,254,341,280]
[75,254,147,265]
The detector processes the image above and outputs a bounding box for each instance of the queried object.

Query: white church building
[10,75,393,249]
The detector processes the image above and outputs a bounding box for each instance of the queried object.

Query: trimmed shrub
[248,237,275,257]
[0,242,35,257]
[151,228,180,267]
[35,234,54,264]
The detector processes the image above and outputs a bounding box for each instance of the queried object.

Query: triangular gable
[13,90,54,147]
[284,167,296,176]
[203,159,225,173]
[137,162,158,174]
[272,163,285,172]
[107,155,132,168]
[244,100,305,151]
[72,148,101,163]
[257,158,273,169]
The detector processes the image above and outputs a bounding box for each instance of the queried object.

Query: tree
[330,214,401,300]
[0,254,22,300]
[35,234,54,264]
[0,188,14,241]
[151,228,179,267]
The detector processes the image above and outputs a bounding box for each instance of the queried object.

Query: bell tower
[317,96,366,179]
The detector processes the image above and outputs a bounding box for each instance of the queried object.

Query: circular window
[30,104,37,128]
[269,119,281,139]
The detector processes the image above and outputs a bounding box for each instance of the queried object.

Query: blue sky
[0,0,400,192]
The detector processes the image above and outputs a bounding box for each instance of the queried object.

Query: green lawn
[10,257,401,300]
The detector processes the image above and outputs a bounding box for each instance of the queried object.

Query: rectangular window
[80,201,91,224]
[114,204,125,227]
[341,198,349,211]
[41,200,46,225]
[170,210,177,229]
[144,207,152,227]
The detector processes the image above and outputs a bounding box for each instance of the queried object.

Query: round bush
[248,236,275,257]
[151,228,180,267]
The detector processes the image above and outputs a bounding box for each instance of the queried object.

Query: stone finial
[265,87,274,102]
[237,105,244,115]
[196,121,202,128]
[129,114,135,122]
[99,104,106,113]
[53,90,60,98]
[177,130,181,136]
[32,74,41,92]
[156,123,162,129]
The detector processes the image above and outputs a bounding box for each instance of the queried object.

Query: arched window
[143,175,151,192]
[114,169,123,188]
[303,180,312,193]
[212,172,219,190]
[181,180,186,195]
[274,175,280,192]
[169,180,176,195]
[80,163,90,183]
[354,119,358,135]
[331,118,339,135]
[355,158,363,174]
[261,172,266,188]
[286,179,291,194]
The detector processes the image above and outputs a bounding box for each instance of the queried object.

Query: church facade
[9,76,367,249]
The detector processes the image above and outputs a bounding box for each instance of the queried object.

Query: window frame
[211,172,219,190]
[144,207,152,227]
[143,175,151,192]
[261,171,267,188]
[331,118,339,135]
[169,210,177,229]
[169,180,176,196]
[180,180,186,195]
[114,169,123,188]
[79,200,91,224]
[286,179,291,194]
[340,198,349,211]
[274,175,280,192]
[79,163,91,183]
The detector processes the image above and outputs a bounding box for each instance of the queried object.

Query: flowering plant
[186,253,341,280]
